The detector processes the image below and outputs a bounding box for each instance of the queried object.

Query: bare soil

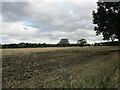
[2,46,119,88]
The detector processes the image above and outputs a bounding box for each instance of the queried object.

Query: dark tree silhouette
[59,38,70,44]
[92,1,120,42]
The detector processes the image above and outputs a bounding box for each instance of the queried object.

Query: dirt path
[2,46,119,88]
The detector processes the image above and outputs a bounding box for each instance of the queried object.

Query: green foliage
[18,42,25,48]
[59,38,70,44]
[77,39,87,47]
[1,42,90,49]
[64,81,72,88]
[92,1,120,42]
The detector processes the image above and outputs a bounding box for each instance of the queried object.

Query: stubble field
[2,46,119,88]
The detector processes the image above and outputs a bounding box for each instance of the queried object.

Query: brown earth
[2,46,119,88]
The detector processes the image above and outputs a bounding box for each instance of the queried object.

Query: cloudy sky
[1,0,105,44]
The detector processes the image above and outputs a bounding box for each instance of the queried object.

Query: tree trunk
[118,38,120,46]
[118,38,120,43]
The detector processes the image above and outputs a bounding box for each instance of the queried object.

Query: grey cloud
[2,2,30,22]
[2,1,104,44]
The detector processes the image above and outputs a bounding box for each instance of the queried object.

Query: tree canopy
[92,1,120,42]
[77,39,87,47]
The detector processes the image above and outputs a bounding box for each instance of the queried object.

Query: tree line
[1,41,119,49]
[1,43,91,49]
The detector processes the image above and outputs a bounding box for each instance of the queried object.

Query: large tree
[92,1,120,42]
[77,39,87,47]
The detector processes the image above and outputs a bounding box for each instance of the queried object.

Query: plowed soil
[2,46,119,88]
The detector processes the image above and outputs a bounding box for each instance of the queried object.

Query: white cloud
[2,21,40,43]
[2,21,38,36]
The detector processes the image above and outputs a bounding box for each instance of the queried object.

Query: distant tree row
[1,41,119,49]
[94,41,119,46]
[58,38,88,47]
[1,42,91,49]
[1,39,89,48]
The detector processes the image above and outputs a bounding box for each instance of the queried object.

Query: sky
[1,0,106,44]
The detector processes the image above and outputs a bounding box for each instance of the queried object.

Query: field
[2,46,119,88]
